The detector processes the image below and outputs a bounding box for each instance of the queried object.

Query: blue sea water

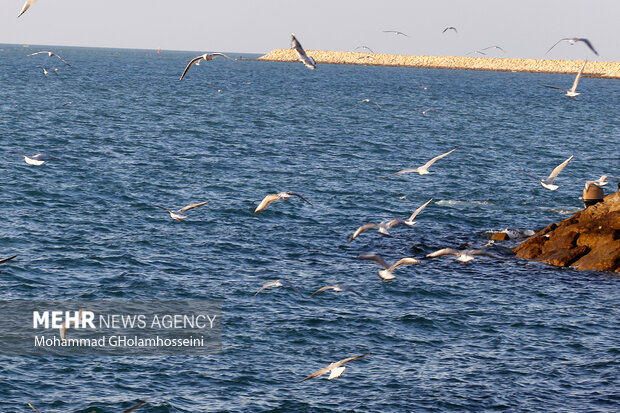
[0,44,619,412]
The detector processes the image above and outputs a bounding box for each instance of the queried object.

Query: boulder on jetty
[514,191,620,272]
[258,49,620,79]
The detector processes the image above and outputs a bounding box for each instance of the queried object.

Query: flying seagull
[254,280,303,297]
[27,51,71,66]
[422,108,433,115]
[481,45,506,53]
[151,201,209,221]
[311,285,362,297]
[358,253,420,281]
[348,220,403,242]
[291,33,316,70]
[426,248,498,263]
[392,198,433,227]
[516,155,574,191]
[18,0,36,17]
[355,46,375,53]
[442,27,458,34]
[542,61,587,97]
[254,192,312,214]
[466,50,487,56]
[179,53,233,80]
[377,147,458,179]
[545,37,598,56]
[298,353,370,382]
[12,152,58,166]
[584,175,620,191]
[359,98,382,108]
[383,30,409,37]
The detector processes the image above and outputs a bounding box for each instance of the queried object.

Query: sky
[1,0,618,61]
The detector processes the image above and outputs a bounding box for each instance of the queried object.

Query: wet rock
[491,232,510,241]
[514,191,620,272]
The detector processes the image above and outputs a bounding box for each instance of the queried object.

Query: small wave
[437,199,489,207]
[550,207,582,215]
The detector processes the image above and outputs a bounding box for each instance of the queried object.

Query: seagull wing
[179,56,204,81]
[334,353,371,368]
[408,198,433,222]
[426,248,459,258]
[27,403,42,413]
[544,38,567,55]
[569,61,587,93]
[254,193,282,214]
[254,280,280,296]
[545,155,574,183]
[387,257,420,271]
[376,168,419,179]
[26,51,47,57]
[358,253,389,269]
[516,169,542,183]
[421,147,458,170]
[298,365,332,382]
[0,255,18,264]
[341,285,363,296]
[542,85,567,91]
[311,285,336,296]
[18,0,36,17]
[578,38,598,56]
[178,201,209,213]
[286,192,312,205]
[54,54,71,67]
[280,280,304,297]
[348,223,378,242]
[121,400,146,413]
[210,52,234,61]
[151,203,173,213]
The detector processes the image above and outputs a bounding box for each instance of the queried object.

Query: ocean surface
[1,44,619,412]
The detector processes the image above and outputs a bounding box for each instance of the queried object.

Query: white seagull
[542,61,587,98]
[383,30,409,37]
[359,98,382,108]
[355,46,375,53]
[254,192,312,214]
[254,280,303,297]
[291,33,316,70]
[392,198,433,227]
[151,201,209,222]
[298,353,370,382]
[545,37,598,56]
[377,147,458,179]
[517,155,574,191]
[179,53,233,80]
[358,253,420,281]
[481,45,506,53]
[27,51,71,66]
[584,175,620,191]
[18,0,36,17]
[442,27,458,34]
[311,284,362,297]
[348,220,402,242]
[426,248,498,263]
[13,152,58,166]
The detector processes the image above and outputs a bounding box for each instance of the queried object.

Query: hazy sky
[1,0,618,60]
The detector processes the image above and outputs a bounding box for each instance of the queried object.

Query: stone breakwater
[514,191,620,272]
[258,49,620,78]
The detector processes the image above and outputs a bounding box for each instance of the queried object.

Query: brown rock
[491,232,510,241]
[514,191,620,272]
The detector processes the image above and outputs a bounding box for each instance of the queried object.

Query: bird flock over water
[8,1,618,410]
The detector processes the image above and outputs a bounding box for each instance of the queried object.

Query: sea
[0,44,619,412]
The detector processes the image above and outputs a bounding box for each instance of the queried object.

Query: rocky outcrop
[258,49,620,79]
[514,191,620,272]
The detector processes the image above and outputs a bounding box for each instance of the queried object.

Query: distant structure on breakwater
[258,49,620,79]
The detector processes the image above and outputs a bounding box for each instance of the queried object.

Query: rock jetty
[258,49,620,79]
[514,191,620,272]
